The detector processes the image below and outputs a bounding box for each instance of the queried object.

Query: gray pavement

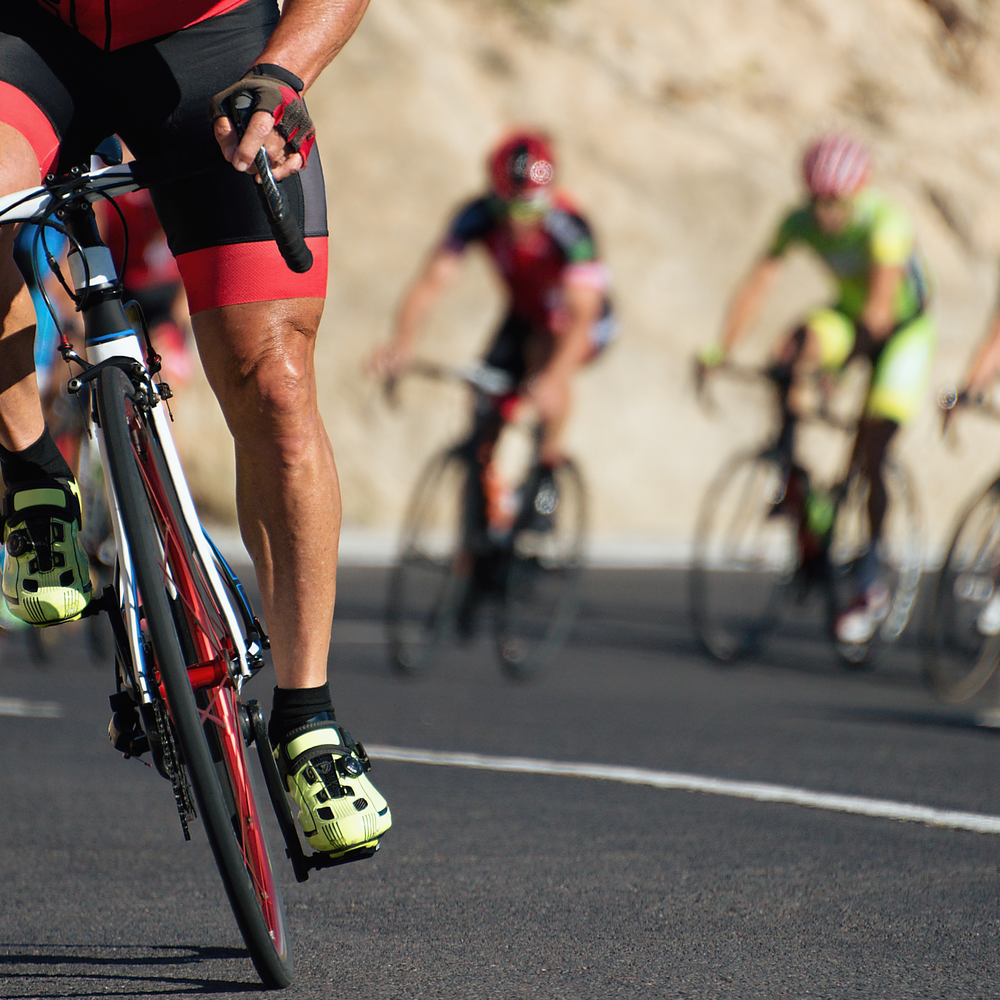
[1,567,998,998]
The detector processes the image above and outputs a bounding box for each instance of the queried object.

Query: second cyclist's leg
[834,313,935,643]
[192,298,390,856]
[833,417,898,643]
[0,123,91,625]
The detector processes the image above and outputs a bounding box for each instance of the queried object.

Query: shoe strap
[2,478,82,531]
[277,718,359,779]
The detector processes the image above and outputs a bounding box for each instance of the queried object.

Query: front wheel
[387,447,473,675]
[96,365,292,989]
[495,459,587,680]
[689,451,798,663]
[924,476,1000,703]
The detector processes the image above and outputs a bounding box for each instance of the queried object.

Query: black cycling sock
[268,683,335,745]
[0,427,73,487]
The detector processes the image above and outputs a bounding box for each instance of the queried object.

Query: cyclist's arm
[860,263,904,341]
[526,279,603,419]
[961,309,1000,397]
[214,0,371,180]
[372,247,465,378]
[714,255,783,358]
[546,280,603,378]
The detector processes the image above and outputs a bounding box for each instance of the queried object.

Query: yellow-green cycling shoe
[275,718,391,856]
[2,478,92,626]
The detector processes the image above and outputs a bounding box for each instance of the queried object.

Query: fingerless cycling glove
[209,63,317,164]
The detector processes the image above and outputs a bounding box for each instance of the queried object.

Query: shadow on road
[0,944,259,997]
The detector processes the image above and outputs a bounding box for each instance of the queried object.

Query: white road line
[367,745,1000,835]
[0,697,62,718]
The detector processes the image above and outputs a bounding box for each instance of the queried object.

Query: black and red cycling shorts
[0,0,328,313]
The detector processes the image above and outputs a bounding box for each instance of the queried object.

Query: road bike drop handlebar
[0,145,312,387]
[223,92,313,274]
[383,359,516,407]
[694,358,857,435]
[938,386,1000,421]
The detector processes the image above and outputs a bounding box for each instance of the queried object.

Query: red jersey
[443,192,609,333]
[32,0,251,51]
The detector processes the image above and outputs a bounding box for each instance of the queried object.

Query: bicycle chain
[149,698,198,841]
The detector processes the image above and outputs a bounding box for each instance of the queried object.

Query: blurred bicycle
[385,360,587,680]
[690,361,922,667]
[924,389,1000,704]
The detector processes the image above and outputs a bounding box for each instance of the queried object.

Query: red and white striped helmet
[802,133,872,199]
[488,131,556,201]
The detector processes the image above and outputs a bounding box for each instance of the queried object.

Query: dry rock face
[174,0,1000,558]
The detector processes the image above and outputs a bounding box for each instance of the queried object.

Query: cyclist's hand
[694,343,725,395]
[369,343,411,384]
[209,65,316,182]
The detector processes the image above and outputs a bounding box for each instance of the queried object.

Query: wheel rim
[110,380,289,975]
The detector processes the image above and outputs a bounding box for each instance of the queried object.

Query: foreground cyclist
[699,133,936,644]
[0,0,389,858]
[373,130,614,497]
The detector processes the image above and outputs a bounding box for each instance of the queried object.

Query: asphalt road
[1,566,999,999]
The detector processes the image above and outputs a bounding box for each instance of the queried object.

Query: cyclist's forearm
[254,0,371,90]
[719,256,780,353]
[546,283,601,378]
[393,250,462,350]
[965,311,1000,395]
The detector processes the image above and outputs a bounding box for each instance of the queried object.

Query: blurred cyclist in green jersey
[698,133,936,645]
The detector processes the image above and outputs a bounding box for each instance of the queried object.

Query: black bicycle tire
[689,450,796,663]
[386,446,470,674]
[95,365,292,989]
[495,457,587,680]
[924,476,1000,703]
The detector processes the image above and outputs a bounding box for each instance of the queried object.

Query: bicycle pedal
[108,692,150,758]
[304,843,380,872]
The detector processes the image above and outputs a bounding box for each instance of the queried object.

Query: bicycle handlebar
[938,386,1000,422]
[224,93,313,274]
[696,358,855,433]
[0,145,312,275]
[0,162,140,224]
[408,360,515,394]
[382,359,515,410]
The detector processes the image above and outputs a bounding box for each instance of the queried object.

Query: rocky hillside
[174,0,1000,558]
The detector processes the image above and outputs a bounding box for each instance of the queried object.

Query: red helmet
[802,133,871,198]
[488,131,556,201]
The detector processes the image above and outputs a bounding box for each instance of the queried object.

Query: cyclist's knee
[774,325,809,366]
[195,303,323,441]
[0,124,41,197]
[0,127,41,293]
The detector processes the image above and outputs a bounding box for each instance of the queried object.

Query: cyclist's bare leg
[849,415,899,542]
[0,124,44,453]
[191,298,336,691]
[523,331,573,466]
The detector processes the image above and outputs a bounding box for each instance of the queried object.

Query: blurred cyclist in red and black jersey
[373,131,615,476]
